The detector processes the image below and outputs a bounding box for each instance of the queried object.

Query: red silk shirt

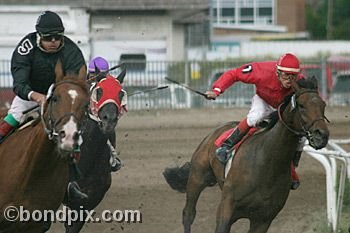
[212,61,303,108]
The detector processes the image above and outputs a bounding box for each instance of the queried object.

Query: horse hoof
[290,181,300,190]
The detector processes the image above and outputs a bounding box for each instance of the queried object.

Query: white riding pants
[8,96,38,123]
[247,94,276,127]
[246,94,307,150]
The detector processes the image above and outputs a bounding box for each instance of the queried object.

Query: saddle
[215,112,279,178]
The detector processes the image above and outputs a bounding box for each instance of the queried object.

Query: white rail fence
[304,139,350,233]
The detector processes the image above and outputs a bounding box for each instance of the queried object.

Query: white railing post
[303,139,350,233]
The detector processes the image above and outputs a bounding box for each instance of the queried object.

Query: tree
[306,0,350,39]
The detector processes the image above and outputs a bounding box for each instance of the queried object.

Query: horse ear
[310,76,318,88]
[116,68,126,84]
[55,59,64,82]
[291,79,300,92]
[78,64,87,80]
[94,62,101,74]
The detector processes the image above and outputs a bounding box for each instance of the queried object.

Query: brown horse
[0,61,89,233]
[163,77,329,233]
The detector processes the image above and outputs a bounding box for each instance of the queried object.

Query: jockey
[87,56,123,172]
[205,53,306,190]
[87,56,110,82]
[0,11,88,200]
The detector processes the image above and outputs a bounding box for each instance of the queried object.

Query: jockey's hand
[30,92,46,105]
[205,90,218,100]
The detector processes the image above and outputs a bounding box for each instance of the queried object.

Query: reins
[277,90,329,137]
[41,80,87,141]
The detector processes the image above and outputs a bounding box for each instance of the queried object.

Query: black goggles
[40,33,64,42]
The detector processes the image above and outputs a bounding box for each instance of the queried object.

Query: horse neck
[18,125,69,202]
[264,106,301,161]
[80,118,110,166]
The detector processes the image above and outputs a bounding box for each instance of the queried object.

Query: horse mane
[62,73,89,94]
[296,76,318,90]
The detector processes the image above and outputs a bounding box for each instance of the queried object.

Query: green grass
[312,180,350,233]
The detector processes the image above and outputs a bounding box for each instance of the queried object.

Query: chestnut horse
[164,77,329,233]
[64,70,126,233]
[0,61,89,233]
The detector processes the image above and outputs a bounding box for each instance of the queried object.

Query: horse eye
[119,92,124,101]
[96,88,103,101]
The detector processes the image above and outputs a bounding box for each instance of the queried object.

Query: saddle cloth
[215,127,259,178]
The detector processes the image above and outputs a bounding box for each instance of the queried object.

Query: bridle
[277,90,329,137]
[41,80,88,141]
[88,77,127,124]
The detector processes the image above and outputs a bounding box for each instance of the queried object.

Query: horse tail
[163,162,191,193]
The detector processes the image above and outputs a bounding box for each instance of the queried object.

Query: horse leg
[183,160,212,233]
[247,217,273,233]
[65,220,85,233]
[214,186,236,233]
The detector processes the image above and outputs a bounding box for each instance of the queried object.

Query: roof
[0,0,209,10]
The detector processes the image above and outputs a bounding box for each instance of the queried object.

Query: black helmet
[35,11,64,34]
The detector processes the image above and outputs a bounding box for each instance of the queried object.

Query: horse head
[284,76,329,149]
[43,60,89,153]
[89,68,127,134]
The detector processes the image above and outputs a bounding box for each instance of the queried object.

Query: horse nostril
[73,132,80,141]
[312,128,329,143]
[59,131,66,139]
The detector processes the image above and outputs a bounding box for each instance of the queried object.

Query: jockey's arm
[29,91,46,105]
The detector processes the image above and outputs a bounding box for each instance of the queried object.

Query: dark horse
[164,77,329,233]
[0,61,89,233]
[64,69,126,233]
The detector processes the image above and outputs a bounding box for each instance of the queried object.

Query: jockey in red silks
[205,53,306,190]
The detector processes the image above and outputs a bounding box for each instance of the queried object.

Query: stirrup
[110,156,122,172]
[216,147,230,164]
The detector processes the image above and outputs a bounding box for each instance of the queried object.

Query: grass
[312,179,350,233]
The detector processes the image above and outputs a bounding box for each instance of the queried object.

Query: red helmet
[276,53,300,74]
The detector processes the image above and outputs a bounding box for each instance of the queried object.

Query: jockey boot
[0,116,18,143]
[216,119,250,164]
[290,163,300,190]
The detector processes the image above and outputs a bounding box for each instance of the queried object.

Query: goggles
[277,70,298,81]
[40,33,64,42]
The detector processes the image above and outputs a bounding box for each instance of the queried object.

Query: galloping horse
[0,61,89,233]
[64,69,126,233]
[164,77,329,233]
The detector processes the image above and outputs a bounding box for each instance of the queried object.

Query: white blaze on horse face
[60,116,78,151]
[68,89,79,105]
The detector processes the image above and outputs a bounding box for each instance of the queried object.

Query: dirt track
[50,107,350,233]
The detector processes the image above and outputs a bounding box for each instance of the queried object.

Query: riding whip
[165,77,207,97]
[87,63,124,83]
[128,85,169,97]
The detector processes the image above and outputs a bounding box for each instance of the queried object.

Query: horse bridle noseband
[277,90,329,137]
[41,80,87,141]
